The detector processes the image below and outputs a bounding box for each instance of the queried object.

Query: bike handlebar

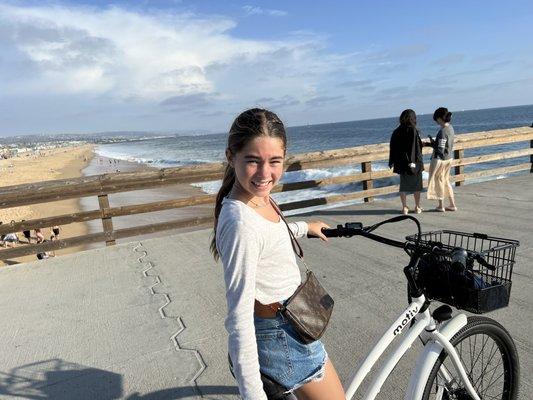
[309,222,496,271]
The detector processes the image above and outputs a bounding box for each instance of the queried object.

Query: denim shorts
[254,312,328,392]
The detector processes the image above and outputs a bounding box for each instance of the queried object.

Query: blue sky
[1,0,532,135]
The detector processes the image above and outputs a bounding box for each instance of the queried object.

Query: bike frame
[344,294,480,400]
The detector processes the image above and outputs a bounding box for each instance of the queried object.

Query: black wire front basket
[406,230,519,314]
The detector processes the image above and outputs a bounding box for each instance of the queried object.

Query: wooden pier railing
[1,126,532,260]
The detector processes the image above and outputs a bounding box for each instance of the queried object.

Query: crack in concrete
[461,191,530,203]
[133,243,207,397]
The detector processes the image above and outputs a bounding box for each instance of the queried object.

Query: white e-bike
[233,215,520,400]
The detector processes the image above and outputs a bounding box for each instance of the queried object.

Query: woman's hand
[423,136,435,147]
[307,221,331,242]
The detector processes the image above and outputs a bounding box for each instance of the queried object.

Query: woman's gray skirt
[400,172,422,193]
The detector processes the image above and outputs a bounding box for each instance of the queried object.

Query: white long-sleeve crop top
[216,198,308,399]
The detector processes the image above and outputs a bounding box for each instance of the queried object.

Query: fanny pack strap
[269,198,310,272]
[261,197,311,314]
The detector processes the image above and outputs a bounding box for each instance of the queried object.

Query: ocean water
[95,105,532,214]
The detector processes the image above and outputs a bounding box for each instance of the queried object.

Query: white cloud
[0,4,288,99]
[0,3,346,108]
[242,5,288,17]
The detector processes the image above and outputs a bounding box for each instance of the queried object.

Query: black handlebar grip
[321,228,340,237]
[307,227,340,238]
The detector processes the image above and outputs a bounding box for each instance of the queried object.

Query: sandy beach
[0,145,94,264]
[1,144,214,265]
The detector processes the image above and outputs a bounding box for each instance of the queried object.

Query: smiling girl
[211,109,345,399]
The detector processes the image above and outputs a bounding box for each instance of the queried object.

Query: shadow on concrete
[0,359,239,399]
[2,259,20,265]
[126,385,240,399]
[0,359,122,399]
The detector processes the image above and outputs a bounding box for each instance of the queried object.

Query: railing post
[454,149,465,186]
[98,194,116,246]
[361,161,373,202]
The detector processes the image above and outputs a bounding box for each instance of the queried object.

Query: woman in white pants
[427,107,458,212]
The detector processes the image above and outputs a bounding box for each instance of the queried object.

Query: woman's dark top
[388,125,424,174]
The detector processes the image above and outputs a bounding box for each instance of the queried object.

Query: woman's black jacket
[388,126,424,175]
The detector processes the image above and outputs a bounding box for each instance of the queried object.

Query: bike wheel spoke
[469,333,486,375]
[471,337,496,391]
[476,340,504,396]
[462,333,506,399]
[477,350,503,393]
[483,370,506,395]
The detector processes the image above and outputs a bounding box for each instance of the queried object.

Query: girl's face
[436,117,446,127]
[227,136,285,198]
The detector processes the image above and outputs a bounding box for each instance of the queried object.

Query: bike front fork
[430,330,481,400]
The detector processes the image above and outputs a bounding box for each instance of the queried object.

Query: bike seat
[228,354,296,400]
[432,304,453,323]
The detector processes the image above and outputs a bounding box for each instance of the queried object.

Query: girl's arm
[218,221,268,400]
[289,221,330,241]
[287,221,308,238]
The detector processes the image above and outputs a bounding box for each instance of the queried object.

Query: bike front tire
[422,316,520,400]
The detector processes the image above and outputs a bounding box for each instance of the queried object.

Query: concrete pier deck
[1,174,531,399]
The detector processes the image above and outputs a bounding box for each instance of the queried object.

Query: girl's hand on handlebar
[307,221,331,242]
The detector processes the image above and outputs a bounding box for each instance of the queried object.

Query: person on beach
[3,232,19,247]
[2,220,20,247]
[388,109,425,214]
[51,225,61,239]
[35,228,44,243]
[211,108,345,399]
[427,107,457,212]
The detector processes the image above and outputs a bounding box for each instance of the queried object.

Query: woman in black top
[388,109,426,214]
